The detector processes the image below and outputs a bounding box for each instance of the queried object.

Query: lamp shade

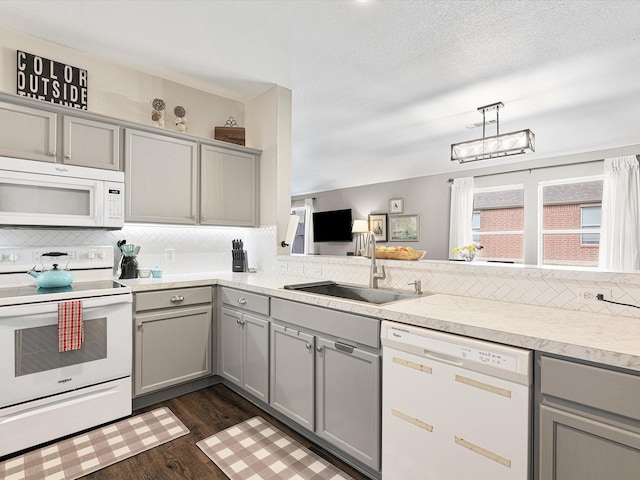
[351,219,370,233]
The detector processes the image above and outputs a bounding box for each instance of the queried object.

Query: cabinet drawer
[271,298,380,348]
[135,286,212,312]
[220,287,269,316]
[541,356,640,420]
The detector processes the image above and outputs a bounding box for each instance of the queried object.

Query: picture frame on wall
[368,213,388,242]
[389,214,419,242]
[389,198,404,214]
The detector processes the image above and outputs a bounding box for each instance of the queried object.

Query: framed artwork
[389,214,419,242]
[368,213,388,242]
[389,198,404,214]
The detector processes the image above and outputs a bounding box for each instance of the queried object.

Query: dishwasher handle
[423,349,464,366]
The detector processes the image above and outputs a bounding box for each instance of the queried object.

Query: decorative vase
[460,252,476,261]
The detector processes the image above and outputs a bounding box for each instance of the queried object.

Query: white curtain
[448,177,475,259]
[304,197,315,255]
[598,155,640,271]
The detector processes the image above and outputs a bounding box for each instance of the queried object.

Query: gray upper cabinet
[62,116,120,170]
[124,128,198,224]
[537,355,640,480]
[0,101,120,170]
[200,144,258,227]
[0,101,57,162]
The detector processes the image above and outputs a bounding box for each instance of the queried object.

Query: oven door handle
[0,293,132,317]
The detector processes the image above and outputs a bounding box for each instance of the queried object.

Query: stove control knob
[86,251,96,259]
[8,252,19,262]
[97,251,106,259]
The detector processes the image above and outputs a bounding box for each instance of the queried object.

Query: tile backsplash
[276,255,640,320]
[0,225,277,274]
[3,225,638,319]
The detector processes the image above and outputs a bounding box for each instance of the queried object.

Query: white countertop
[120,271,640,372]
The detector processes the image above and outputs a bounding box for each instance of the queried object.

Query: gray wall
[294,144,640,261]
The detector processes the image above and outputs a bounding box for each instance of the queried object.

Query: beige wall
[0,27,244,143]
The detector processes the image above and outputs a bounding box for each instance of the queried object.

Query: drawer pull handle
[237,297,247,305]
[170,295,185,303]
[335,342,354,354]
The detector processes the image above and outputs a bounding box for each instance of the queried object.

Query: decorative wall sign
[16,50,88,110]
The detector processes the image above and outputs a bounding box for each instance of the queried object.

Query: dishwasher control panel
[381,321,531,381]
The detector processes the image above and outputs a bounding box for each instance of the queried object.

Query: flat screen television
[313,208,353,242]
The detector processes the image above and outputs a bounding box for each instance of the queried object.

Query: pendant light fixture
[451,102,535,163]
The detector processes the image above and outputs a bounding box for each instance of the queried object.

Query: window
[580,205,601,245]
[539,178,603,267]
[472,185,525,263]
[471,212,481,244]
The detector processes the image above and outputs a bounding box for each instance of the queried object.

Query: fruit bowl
[376,249,426,260]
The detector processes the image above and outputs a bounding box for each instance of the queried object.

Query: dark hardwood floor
[84,384,372,480]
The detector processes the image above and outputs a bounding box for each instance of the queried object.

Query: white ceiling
[1,0,639,195]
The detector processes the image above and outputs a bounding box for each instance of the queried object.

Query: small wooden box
[214,126,245,145]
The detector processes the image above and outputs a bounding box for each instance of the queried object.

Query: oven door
[0,294,132,408]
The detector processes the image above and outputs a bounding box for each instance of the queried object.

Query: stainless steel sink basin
[283,281,424,305]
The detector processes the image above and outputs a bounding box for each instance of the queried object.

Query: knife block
[232,250,248,272]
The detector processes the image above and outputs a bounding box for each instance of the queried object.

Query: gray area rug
[0,407,189,480]
[197,416,353,480]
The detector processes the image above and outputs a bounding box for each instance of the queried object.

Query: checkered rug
[0,407,189,480]
[197,416,353,480]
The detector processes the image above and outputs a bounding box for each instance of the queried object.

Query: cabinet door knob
[306,343,312,350]
[240,319,245,325]
[64,154,71,160]
[316,346,323,352]
[170,295,185,303]
[237,297,247,305]
[236,318,241,324]
[48,150,56,156]
[201,216,207,221]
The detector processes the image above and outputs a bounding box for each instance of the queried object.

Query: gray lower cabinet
[270,323,315,430]
[269,297,381,471]
[219,287,270,402]
[220,307,270,402]
[134,287,213,397]
[537,354,640,480]
[315,336,380,470]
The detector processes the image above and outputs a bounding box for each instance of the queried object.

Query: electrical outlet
[165,248,175,262]
[576,288,611,304]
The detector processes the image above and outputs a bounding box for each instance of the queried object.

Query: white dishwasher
[381,321,532,480]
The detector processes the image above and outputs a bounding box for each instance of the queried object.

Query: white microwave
[0,157,124,228]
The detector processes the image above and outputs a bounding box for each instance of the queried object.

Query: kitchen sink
[283,281,425,305]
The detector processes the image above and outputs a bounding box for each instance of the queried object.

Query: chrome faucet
[366,231,386,288]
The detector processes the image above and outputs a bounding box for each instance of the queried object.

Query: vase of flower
[452,244,483,261]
